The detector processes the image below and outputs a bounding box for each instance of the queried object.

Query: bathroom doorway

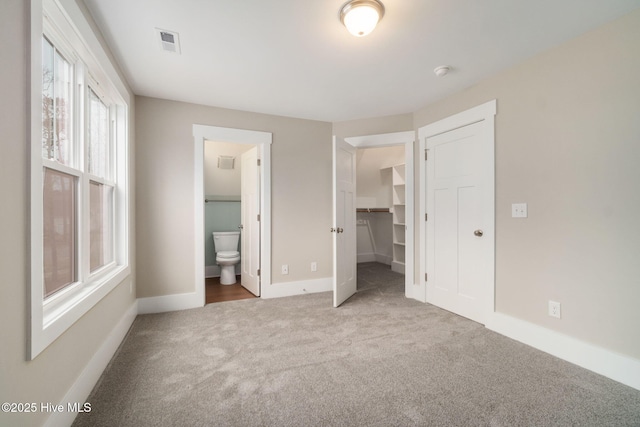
[193,125,272,306]
[204,141,257,303]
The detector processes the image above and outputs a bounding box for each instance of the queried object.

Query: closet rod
[205,199,240,203]
[356,208,390,213]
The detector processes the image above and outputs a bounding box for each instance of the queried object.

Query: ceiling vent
[218,156,235,170]
[155,28,181,54]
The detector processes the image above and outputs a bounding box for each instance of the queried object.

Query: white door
[333,136,357,307]
[426,121,492,324]
[241,147,260,296]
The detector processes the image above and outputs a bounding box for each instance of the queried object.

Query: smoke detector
[155,28,181,54]
[434,66,451,77]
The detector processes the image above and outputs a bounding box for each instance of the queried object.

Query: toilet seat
[217,251,239,259]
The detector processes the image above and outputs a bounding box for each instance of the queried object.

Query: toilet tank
[212,231,240,252]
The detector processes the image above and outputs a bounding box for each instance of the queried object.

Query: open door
[333,136,357,307]
[241,147,260,296]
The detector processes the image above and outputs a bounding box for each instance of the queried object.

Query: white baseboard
[391,261,404,274]
[358,253,392,265]
[357,253,376,263]
[261,277,332,299]
[137,291,203,314]
[376,254,392,265]
[45,301,138,427]
[486,312,640,391]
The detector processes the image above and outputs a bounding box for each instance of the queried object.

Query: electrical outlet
[311,262,317,272]
[548,300,561,318]
[281,264,289,275]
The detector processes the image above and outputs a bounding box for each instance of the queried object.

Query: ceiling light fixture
[340,0,385,37]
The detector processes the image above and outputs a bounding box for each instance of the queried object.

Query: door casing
[193,125,272,304]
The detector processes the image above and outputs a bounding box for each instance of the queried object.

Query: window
[30,0,130,359]
[43,168,77,297]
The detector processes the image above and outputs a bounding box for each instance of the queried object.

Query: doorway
[203,141,258,303]
[332,131,415,307]
[193,125,272,306]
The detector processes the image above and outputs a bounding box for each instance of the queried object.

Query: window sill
[31,264,131,359]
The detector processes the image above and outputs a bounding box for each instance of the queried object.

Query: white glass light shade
[340,0,385,37]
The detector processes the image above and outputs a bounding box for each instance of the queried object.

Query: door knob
[330,228,336,233]
[474,229,483,237]
[337,227,344,233]
[238,225,244,229]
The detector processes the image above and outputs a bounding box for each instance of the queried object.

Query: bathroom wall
[355,146,405,264]
[205,202,241,276]
[203,141,251,276]
[204,140,250,196]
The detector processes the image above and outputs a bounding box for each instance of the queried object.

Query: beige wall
[0,1,136,426]
[4,4,639,422]
[135,97,333,297]
[413,9,640,359]
[333,113,413,139]
[356,145,405,208]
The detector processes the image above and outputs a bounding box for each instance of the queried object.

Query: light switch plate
[512,203,528,218]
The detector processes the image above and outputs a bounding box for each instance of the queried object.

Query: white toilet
[212,231,241,285]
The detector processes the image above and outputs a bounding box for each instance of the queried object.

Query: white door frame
[193,125,272,304]
[343,131,415,299]
[417,100,496,310]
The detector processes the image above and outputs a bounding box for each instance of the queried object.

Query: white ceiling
[83,0,640,122]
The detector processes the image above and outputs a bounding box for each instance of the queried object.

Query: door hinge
[425,150,428,161]
[425,213,428,221]
[257,214,260,221]
[425,273,428,282]
[257,269,261,276]
[257,159,261,166]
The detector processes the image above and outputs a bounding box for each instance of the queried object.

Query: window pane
[88,89,110,178]
[43,168,77,298]
[90,181,114,272]
[42,37,73,166]
[42,38,54,160]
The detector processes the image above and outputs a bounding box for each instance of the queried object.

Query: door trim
[343,131,415,300]
[193,125,272,304]
[418,100,496,312]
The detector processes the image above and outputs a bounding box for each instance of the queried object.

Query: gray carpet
[74,263,640,426]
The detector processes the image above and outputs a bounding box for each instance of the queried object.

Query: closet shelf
[391,163,406,275]
[356,208,390,213]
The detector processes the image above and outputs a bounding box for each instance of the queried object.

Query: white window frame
[29,0,130,359]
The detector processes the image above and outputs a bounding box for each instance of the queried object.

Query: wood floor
[205,276,257,304]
